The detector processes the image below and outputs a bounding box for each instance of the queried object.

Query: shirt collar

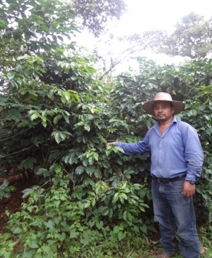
[172,115,177,124]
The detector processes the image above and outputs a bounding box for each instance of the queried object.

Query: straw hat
[143,92,185,116]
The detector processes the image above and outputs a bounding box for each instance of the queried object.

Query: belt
[152,175,185,183]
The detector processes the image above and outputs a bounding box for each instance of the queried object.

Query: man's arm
[108,135,150,155]
[181,123,204,197]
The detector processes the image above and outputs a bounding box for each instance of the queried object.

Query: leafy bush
[2,55,212,255]
[0,166,152,258]
[0,180,15,199]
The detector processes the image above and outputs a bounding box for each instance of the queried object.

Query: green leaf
[52,130,72,144]
[13,227,22,234]
[88,220,95,228]
[22,188,34,198]
[113,193,119,203]
[53,115,63,124]
[54,132,61,144]
[120,193,128,200]
[64,92,70,102]
[94,168,102,178]
[140,224,147,233]
[64,114,70,124]
[7,72,15,80]
[99,206,109,216]
[75,166,84,175]
[93,152,98,161]
[88,156,94,165]
[119,193,128,203]
[91,198,96,206]
[85,166,94,176]
[49,89,56,100]
[0,180,9,189]
[30,113,39,121]
[0,20,7,28]
[36,168,49,176]
[118,231,126,240]
[19,157,36,169]
[115,146,125,153]
[87,114,94,120]
[29,240,39,248]
[113,225,120,234]
[96,221,103,230]
[58,233,66,241]
[54,165,62,173]
[70,229,79,239]
[84,124,90,132]
[44,220,55,230]
[123,210,127,220]
[83,178,95,187]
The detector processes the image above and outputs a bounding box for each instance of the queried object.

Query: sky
[76,0,212,73]
[120,0,212,33]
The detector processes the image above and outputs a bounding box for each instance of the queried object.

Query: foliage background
[1,0,212,257]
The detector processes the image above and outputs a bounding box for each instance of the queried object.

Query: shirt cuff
[185,175,197,182]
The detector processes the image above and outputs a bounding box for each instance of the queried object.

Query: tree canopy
[118,12,212,64]
[153,12,212,58]
[0,0,76,60]
[72,0,126,36]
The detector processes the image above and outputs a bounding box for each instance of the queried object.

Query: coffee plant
[1,0,212,256]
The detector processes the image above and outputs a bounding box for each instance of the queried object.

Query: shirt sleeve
[182,123,204,181]
[114,132,150,155]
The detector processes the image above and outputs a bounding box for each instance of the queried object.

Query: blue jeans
[151,177,200,258]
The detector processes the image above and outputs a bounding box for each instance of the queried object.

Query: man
[108,92,204,258]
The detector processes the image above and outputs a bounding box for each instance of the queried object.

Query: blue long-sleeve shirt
[115,116,204,181]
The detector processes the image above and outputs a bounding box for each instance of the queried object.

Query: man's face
[153,101,174,122]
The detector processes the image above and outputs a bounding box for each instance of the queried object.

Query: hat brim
[143,100,185,116]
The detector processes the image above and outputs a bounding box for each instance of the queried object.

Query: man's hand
[182,181,195,197]
[107,142,115,146]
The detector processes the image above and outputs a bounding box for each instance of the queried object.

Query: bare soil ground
[0,180,26,232]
